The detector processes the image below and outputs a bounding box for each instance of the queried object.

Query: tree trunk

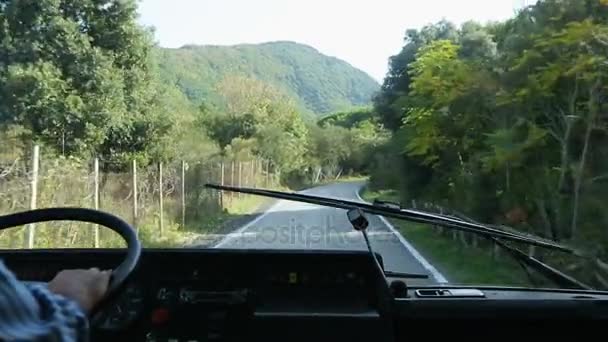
[505,162,510,192]
[558,121,573,193]
[334,168,342,180]
[536,199,556,240]
[571,80,599,238]
[559,77,578,192]
[570,130,589,238]
[314,167,322,183]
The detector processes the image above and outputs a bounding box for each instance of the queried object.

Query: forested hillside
[155,41,379,115]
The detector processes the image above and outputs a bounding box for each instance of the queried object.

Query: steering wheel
[0,208,141,319]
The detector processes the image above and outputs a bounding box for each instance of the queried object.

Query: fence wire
[0,145,275,249]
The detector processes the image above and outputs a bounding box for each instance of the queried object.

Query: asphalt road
[214,181,446,284]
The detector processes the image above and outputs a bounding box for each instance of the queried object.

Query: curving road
[214,181,446,284]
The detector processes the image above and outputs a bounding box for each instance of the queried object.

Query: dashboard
[3,248,608,341]
[4,249,390,341]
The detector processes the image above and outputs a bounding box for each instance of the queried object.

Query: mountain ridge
[155,41,380,115]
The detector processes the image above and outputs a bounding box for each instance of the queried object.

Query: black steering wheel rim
[0,207,141,301]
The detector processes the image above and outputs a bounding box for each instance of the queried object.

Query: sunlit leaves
[409,40,471,108]
[402,108,450,168]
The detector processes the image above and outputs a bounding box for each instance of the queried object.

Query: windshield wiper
[491,238,591,289]
[205,184,578,254]
[205,184,591,290]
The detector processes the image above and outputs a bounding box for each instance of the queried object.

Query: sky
[137,0,535,82]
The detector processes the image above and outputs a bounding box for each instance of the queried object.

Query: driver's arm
[0,261,110,341]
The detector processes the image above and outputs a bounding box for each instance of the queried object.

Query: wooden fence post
[437,206,444,234]
[275,169,280,186]
[492,242,500,259]
[238,161,242,198]
[231,161,235,201]
[159,162,163,237]
[94,158,99,248]
[220,162,225,209]
[250,160,255,188]
[215,163,221,209]
[25,145,39,249]
[243,161,248,187]
[132,160,138,233]
[266,160,270,188]
[181,160,186,229]
[459,231,468,246]
[258,159,263,187]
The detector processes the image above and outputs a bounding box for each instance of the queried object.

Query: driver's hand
[48,268,111,314]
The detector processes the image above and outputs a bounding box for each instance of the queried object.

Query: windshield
[0,0,606,291]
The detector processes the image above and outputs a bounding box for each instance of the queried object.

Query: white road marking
[355,188,448,283]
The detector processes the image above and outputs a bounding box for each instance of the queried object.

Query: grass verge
[361,186,531,287]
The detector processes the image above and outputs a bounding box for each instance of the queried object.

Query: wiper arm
[492,238,591,290]
[372,198,591,289]
[205,184,578,254]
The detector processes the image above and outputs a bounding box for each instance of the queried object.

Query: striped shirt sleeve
[0,261,88,342]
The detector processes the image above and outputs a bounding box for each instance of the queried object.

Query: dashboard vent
[415,289,485,298]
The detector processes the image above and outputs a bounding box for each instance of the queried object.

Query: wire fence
[0,144,278,249]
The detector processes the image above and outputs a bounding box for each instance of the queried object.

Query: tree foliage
[369,0,608,286]
[0,0,170,167]
[198,76,309,173]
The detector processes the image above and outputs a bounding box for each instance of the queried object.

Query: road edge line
[355,187,448,283]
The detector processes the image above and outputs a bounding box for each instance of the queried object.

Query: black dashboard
[3,248,608,341]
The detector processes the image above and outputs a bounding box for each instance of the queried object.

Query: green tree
[0,0,169,167]
[368,1,608,288]
[201,76,309,174]
[374,20,459,131]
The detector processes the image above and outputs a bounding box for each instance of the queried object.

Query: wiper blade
[205,184,577,254]
[384,271,429,279]
[492,238,591,290]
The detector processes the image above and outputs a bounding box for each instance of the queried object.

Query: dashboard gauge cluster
[96,285,146,330]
